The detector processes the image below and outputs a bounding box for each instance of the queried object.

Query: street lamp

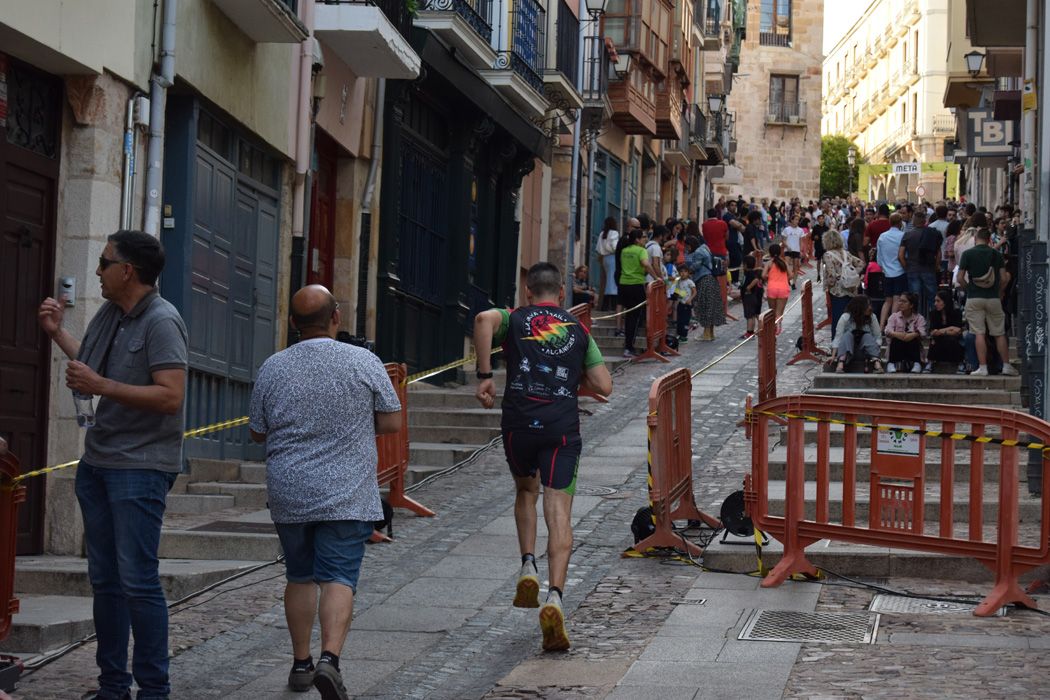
[707,93,724,115]
[964,50,985,78]
[585,0,609,18]
[847,145,857,196]
[613,52,632,79]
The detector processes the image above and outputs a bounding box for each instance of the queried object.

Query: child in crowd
[834,294,884,373]
[673,264,696,342]
[662,247,678,282]
[885,292,927,373]
[740,254,763,338]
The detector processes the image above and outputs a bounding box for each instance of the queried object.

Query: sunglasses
[98,255,130,270]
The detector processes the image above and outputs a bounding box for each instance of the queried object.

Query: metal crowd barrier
[745,394,1050,616]
[634,280,679,364]
[630,368,720,556]
[787,280,829,365]
[378,363,434,521]
[568,302,609,404]
[0,451,25,644]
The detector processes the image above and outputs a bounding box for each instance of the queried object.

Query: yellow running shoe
[539,594,570,651]
[513,561,540,608]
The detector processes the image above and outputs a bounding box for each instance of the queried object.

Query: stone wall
[719,0,823,201]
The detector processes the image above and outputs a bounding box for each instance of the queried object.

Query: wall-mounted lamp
[614,52,633,79]
[707,93,724,114]
[964,50,985,78]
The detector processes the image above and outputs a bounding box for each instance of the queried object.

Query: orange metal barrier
[816,290,832,330]
[634,280,679,364]
[568,303,609,403]
[745,394,1050,616]
[787,280,829,365]
[717,274,739,322]
[0,451,24,643]
[757,309,778,403]
[377,363,434,523]
[631,368,720,555]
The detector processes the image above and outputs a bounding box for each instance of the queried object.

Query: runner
[473,262,613,651]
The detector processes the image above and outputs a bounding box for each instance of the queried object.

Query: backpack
[838,251,860,289]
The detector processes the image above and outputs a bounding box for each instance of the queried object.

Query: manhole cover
[869,594,1005,617]
[739,610,880,644]
[576,485,618,496]
[190,521,276,534]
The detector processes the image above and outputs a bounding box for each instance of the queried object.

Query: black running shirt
[492,303,604,434]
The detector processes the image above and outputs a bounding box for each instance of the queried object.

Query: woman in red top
[701,210,729,259]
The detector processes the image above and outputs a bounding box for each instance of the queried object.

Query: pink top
[886,311,927,337]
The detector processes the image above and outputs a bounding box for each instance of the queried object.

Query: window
[768,74,800,121]
[759,0,791,47]
[602,0,669,72]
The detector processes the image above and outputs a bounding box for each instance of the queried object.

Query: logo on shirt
[519,357,531,373]
[555,366,569,381]
[537,364,553,374]
[554,386,575,398]
[521,309,578,357]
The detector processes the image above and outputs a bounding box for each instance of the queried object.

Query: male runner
[473,262,613,651]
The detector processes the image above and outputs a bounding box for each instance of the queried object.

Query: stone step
[14,556,266,599]
[812,373,1022,391]
[159,528,280,561]
[0,595,94,654]
[702,538,998,583]
[766,445,1018,483]
[239,462,267,484]
[408,442,487,467]
[409,408,502,428]
[186,457,241,482]
[185,482,269,508]
[166,493,236,514]
[763,480,1041,524]
[409,391,496,410]
[407,424,502,444]
[804,388,1021,405]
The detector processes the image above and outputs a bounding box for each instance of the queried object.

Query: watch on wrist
[476,371,494,380]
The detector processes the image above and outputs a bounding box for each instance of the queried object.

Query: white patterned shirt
[249,338,401,524]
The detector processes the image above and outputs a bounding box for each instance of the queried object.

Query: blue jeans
[76,462,177,699]
[830,294,851,340]
[908,271,938,318]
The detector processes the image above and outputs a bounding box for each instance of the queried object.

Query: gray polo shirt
[79,290,189,472]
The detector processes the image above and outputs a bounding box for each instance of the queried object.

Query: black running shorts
[502,431,582,495]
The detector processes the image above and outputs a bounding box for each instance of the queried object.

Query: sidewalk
[12,272,1050,699]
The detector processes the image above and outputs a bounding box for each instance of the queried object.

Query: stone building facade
[719,0,822,201]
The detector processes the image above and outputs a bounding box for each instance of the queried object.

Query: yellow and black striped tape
[747,408,1050,453]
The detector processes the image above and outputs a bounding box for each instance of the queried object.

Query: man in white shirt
[645,226,668,283]
[781,214,805,285]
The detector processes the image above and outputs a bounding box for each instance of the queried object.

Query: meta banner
[965,109,1017,157]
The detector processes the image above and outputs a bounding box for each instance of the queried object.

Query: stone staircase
[704,368,1042,582]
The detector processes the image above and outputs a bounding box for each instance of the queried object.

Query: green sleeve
[583,335,604,368]
[492,308,511,346]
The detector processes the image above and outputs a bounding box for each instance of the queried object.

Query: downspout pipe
[143,0,177,236]
[566,0,587,295]
[362,79,386,215]
[120,98,136,229]
[1021,0,1037,229]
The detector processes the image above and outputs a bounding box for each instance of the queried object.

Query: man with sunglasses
[38,230,187,700]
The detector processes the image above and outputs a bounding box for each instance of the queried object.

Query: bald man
[249,285,402,700]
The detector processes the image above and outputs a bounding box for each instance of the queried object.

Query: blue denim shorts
[275,520,374,592]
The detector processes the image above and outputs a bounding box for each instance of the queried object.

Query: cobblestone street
[13,283,1050,699]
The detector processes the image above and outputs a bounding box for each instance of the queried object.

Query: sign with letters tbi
[965,109,1017,156]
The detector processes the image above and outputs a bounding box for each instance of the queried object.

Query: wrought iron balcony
[759,31,790,48]
[419,0,493,43]
[579,34,611,133]
[543,1,582,111]
[491,0,546,95]
[688,103,706,158]
[701,0,721,37]
[765,100,807,125]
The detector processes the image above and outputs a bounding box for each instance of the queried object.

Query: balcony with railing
[688,103,707,158]
[580,34,612,133]
[655,72,685,139]
[482,0,549,118]
[314,0,421,78]
[883,121,916,157]
[765,100,807,125]
[543,2,582,111]
[931,113,956,136]
[415,0,495,70]
[700,0,722,49]
[703,110,726,163]
[663,105,691,167]
[210,0,308,42]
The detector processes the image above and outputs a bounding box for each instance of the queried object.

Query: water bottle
[72,391,95,428]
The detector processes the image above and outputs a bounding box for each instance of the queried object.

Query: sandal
[835,360,846,374]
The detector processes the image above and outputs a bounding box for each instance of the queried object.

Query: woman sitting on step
[834,294,884,373]
[927,290,965,371]
[885,292,927,373]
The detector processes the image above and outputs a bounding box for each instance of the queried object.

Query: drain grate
[576,485,619,497]
[869,594,1005,617]
[739,610,880,644]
